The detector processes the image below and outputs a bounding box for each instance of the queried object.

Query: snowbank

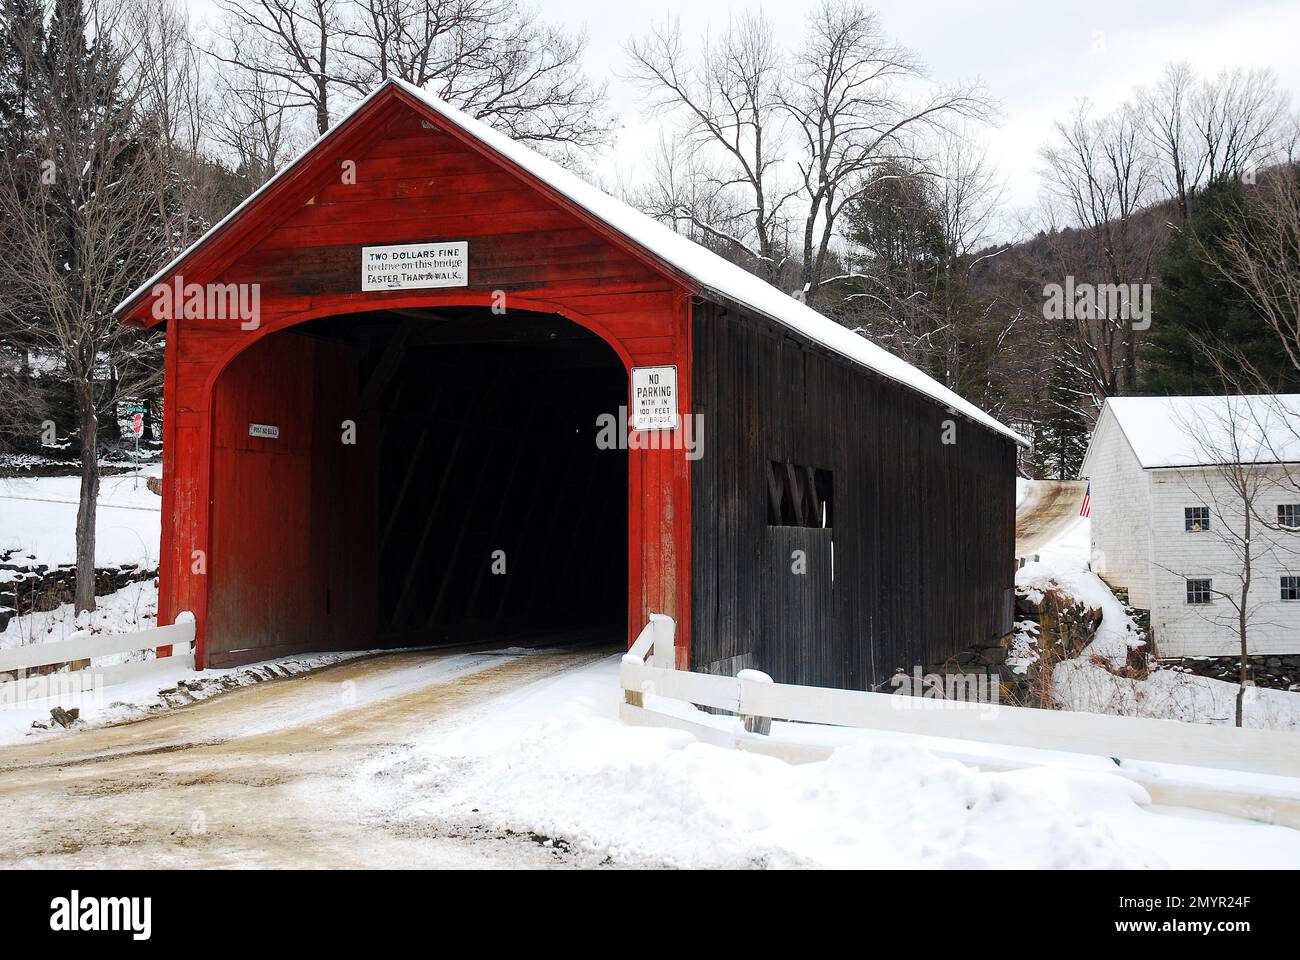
[1055,658,1300,731]
[1015,513,1300,730]
[368,656,1300,868]
[0,579,158,651]
[1016,517,1143,665]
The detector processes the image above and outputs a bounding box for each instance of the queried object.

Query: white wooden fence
[620,616,1300,827]
[0,619,195,704]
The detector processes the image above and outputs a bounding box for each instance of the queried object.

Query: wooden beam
[493,446,558,622]
[378,382,444,553]
[358,318,418,408]
[459,440,531,620]
[390,364,510,628]
[390,431,464,629]
[765,462,784,524]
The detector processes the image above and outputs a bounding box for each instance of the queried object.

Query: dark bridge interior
[207,306,627,665]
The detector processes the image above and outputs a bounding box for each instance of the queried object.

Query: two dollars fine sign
[362,241,468,291]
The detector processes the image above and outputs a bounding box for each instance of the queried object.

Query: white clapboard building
[1079,395,1300,657]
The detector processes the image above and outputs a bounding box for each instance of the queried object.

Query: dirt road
[1016,480,1088,556]
[0,643,615,868]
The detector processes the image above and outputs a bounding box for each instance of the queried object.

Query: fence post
[650,613,676,670]
[737,668,774,735]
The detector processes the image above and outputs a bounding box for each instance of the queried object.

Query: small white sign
[249,423,280,439]
[631,365,678,431]
[361,241,468,291]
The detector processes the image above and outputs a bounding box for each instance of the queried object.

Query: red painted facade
[118,85,697,667]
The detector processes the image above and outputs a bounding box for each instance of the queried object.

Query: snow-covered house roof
[115,78,1024,445]
[1081,395,1300,474]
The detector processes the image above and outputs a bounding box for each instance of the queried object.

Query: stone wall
[0,555,157,631]
[1161,654,1300,692]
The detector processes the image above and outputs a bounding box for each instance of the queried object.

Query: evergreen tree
[0,0,44,159]
[1140,177,1300,394]
[838,160,950,380]
[0,0,48,451]
[0,0,163,612]
[1028,321,1092,480]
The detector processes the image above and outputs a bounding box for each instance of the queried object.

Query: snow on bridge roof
[1092,394,1300,470]
[116,78,1024,445]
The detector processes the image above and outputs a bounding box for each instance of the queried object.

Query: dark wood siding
[690,300,1016,690]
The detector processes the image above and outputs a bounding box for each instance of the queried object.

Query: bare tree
[1203,165,1300,374]
[1136,61,1200,224]
[1198,172,1300,535]
[0,0,164,612]
[626,11,796,282]
[784,0,990,305]
[126,0,224,256]
[929,131,1005,393]
[1038,100,1159,399]
[627,2,990,299]
[634,129,759,262]
[211,0,611,153]
[209,61,306,187]
[1137,63,1289,226]
[340,0,611,152]
[211,0,351,135]
[1192,67,1288,186]
[1165,394,1291,726]
[128,0,205,156]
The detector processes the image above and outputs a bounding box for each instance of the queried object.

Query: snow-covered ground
[360,655,1300,868]
[0,578,158,650]
[0,470,161,569]
[2,466,1296,868]
[1016,509,1300,730]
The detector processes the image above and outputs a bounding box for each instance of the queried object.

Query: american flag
[1080,482,1091,518]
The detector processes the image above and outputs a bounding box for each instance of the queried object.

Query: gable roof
[115,79,1024,445]
[1083,395,1300,471]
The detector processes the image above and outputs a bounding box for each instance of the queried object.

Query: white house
[1079,395,1300,658]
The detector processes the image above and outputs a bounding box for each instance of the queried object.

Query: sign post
[128,407,145,489]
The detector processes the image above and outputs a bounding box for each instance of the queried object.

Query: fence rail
[620,615,1300,827]
[0,619,195,704]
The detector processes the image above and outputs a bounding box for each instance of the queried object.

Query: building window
[766,461,833,528]
[1184,506,1210,532]
[1283,577,1300,601]
[1279,504,1300,530]
[1186,578,1213,605]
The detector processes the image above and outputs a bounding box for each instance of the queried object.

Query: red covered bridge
[115,79,1023,686]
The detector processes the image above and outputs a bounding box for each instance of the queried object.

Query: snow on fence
[621,616,1300,827]
[0,618,195,704]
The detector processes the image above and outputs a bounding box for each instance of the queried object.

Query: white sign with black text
[249,423,280,439]
[630,365,678,431]
[361,241,468,291]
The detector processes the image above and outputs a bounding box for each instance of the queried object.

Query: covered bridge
[114,79,1023,688]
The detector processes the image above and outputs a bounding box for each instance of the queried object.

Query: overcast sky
[190,0,1300,226]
